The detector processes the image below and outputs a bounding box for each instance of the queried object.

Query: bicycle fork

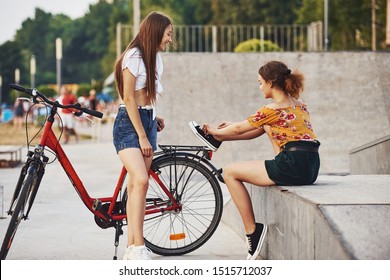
[7,147,48,218]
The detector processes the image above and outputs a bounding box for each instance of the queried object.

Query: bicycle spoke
[144,156,223,256]
[144,214,166,246]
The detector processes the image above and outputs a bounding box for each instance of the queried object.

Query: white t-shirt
[122,47,164,95]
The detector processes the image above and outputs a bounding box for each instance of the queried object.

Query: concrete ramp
[221,175,390,259]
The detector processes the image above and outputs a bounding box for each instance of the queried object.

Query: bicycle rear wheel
[0,164,39,260]
[144,156,223,256]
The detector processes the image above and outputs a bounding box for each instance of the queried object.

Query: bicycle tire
[0,165,38,260]
[144,156,223,256]
[6,162,28,216]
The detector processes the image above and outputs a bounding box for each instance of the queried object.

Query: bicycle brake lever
[17,97,32,102]
[74,111,83,117]
[79,114,95,125]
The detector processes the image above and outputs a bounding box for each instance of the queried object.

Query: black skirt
[265,140,320,186]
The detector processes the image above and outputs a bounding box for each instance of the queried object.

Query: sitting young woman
[189,60,320,260]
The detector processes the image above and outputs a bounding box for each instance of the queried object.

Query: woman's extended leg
[224,160,274,259]
[223,160,274,233]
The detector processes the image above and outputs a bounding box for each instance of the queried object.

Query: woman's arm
[227,127,265,140]
[122,69,152,157]
[204,120,263,141]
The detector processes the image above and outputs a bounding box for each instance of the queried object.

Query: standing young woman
[190,61,320,260]
[113,11,173,260]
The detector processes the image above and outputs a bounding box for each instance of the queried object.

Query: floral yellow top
[247,104,317,148]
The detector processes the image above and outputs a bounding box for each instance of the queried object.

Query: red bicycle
[0,84,224,260]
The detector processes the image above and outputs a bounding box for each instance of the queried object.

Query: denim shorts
[113,107,157,153]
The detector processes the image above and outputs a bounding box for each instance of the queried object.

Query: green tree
[141,0,182,23]
[65,1,114,83]
[0,41,24,104]
[210,0,302,25]
[101,0,132,79]
[180,0,213,24]
[15,8,73,85]
[296,0,389,50]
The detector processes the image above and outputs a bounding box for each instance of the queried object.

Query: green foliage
[36,86,57,99]
[76,83,92,98]
[210,0,301,25]
[15,9,72,86]
[296,0,322,24]
[0,41,24,101]
[9,87,30,103]
[296,0,389,50]
[234,39,281,52]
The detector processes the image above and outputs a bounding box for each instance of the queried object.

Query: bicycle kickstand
[113,221,123,260]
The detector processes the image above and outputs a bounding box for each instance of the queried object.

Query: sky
[0,0,99,45]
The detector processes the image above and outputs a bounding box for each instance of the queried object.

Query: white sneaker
[129,245,152,260]
[123,245,134,260]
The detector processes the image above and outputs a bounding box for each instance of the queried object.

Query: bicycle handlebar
[10,84,103,119]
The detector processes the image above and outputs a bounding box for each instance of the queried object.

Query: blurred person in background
[60,85,79,144]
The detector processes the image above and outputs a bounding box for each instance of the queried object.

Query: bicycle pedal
[92,199,102,211]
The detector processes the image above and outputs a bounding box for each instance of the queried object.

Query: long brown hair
[114,11,173,103]
[259,61,304,99]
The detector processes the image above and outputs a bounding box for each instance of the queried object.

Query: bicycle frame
[38,106,103,216]
[38,105,183,223]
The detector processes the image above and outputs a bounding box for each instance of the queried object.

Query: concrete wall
[158,52,390,175]
[221,175,390,260]
[350,135,390,174]
[222,184,350,260]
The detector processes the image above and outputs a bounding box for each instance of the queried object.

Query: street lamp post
[0,75,2,107]
[116,0,140,58]
[133,0,140,36]
[15,68,20,98]
[324,0,329,51]
[15,68,20,84]
[386,0,390,44]
[372,0,377,51]
[30,55,36,88]
[56,38,62,93]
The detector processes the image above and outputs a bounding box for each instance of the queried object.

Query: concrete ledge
[221,175,390,259]
[350,135,390,174]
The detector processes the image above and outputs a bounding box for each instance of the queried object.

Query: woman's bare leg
[119,148,153,246]
[223,160,274,234]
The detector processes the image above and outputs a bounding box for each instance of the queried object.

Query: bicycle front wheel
[144,156,223,256]
[0,165,39,260]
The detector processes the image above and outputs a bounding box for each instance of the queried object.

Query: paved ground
[0,141,247,260]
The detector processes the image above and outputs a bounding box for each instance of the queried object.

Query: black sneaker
[246,223,267,260]
[188,121,222,151]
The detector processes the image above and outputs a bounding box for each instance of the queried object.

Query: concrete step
[222,174,390,259]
